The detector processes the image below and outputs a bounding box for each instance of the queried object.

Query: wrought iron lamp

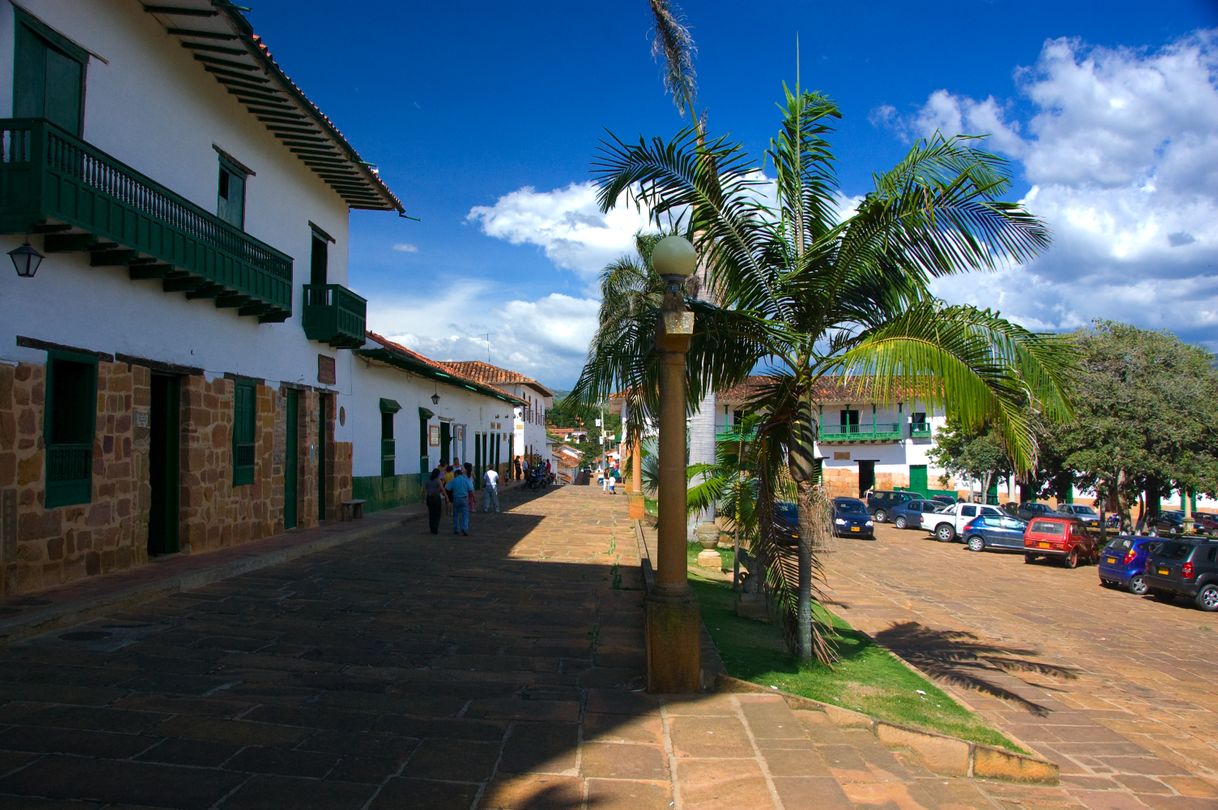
[8,241,44,278]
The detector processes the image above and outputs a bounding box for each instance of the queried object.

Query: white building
[0,1,400,595]
[442,362,555,472]
[350,334,522,510]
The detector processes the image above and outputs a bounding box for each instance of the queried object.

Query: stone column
[627,437,644,519]
[646,302,700,693]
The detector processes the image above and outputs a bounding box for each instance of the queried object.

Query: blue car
[833,497,874,539]
[890,499,945,530]
[960,514,1028,552]
[1098,535,1161,594]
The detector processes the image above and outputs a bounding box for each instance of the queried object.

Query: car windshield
[836,500,867,515]
[1069,505,1097,516]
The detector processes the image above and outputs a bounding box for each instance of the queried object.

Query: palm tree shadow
[873,621,1080,717]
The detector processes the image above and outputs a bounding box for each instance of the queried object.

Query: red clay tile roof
[363,333,523,405]
[442,361,556,398]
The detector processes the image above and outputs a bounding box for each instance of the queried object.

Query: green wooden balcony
[910,423,932,439]
[818,422,904,443]
[0,118,292,321]
[302,283,366,348]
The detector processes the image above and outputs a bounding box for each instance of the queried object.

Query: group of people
[511,455,554,485]
[422,457,501,536]
[596,462,622,494]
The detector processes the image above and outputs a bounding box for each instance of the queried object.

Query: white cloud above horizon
[392,242,419,253]
[896,31,1218,348]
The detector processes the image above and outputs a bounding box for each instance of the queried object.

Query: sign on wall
[317,355,336,385]
[833,451,851,460]
[429,425,440,447]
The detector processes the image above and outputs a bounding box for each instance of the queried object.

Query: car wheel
[1065,548,1080,569]
[1024,553,1035,564]
[894,516,907,530]
[873,509,888,523]
[1196,584,1218,612]
[934,524,955,543]
[1128,574,1148,595]
[966,535,985,552]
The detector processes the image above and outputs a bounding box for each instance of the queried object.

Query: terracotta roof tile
[442,361,556,398]
[364,332,522,404]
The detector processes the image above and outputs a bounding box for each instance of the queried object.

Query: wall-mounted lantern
[9,242,44,278]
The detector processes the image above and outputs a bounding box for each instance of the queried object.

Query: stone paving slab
[0,484,1132,808]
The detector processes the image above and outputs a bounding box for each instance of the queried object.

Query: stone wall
[0,359,353,598]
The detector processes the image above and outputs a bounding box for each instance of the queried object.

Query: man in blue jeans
[445,467,474,536]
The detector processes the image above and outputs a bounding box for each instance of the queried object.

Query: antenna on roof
[484,333,491,362]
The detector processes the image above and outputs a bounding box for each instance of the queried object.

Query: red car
[1024,516,1097,568]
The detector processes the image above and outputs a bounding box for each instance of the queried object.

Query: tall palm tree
[574,85,1074,661]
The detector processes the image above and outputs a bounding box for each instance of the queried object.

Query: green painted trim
[356,348,524,406]
[232,379,256,486]
[352,473,422,513]
[379,397,402,414]
[44,350,97,508]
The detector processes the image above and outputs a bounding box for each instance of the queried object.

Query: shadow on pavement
[874,621,1080,717]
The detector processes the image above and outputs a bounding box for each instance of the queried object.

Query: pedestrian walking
[422,468,444,534]
[513,456,522,480]
[482,467,500,512]
[464,462,476,519]
[445,467,474,536]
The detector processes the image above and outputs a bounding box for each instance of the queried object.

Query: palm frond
[648,0,697,120]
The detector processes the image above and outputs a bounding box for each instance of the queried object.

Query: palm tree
[573,85,1074,662]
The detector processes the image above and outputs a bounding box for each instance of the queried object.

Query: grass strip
[688,547,1023,752]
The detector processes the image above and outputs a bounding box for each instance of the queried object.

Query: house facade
[442,361,555,471]
[349,334,522,512]
[0,1,400,595]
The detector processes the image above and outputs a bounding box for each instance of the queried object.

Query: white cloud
[392,242,418,253]
[904,31,1218,350]
[367,286,599,388]
[466,182,654,289]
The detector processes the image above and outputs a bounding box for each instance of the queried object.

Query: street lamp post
[647,235,700,693]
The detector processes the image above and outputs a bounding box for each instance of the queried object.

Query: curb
[716,674,1060,785]
[0,510,424,645]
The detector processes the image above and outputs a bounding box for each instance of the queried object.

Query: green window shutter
[232,380,256,486]
[310,232,329,286]
[381,411,395,478]
[14,10,87,137]
[217,157,247,229]
[44,351,97,508]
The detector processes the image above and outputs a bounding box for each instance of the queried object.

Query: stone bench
[339,499,367,521]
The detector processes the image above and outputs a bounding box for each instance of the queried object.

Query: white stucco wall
[0,1,364,441]
[349,359,517,478]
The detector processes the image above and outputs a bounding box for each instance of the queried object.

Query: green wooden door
[317,394,328,521]
[284,389,299,529]
[909,465,928,496]
[440,422,451,464]
[148,374,180,555]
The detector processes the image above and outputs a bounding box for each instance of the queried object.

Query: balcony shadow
[873,621,1080,717]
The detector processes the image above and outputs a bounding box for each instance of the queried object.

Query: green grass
[686,545,1023,752]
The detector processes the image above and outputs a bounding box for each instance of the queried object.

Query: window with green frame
[13,9,88,137]
[380,398,399,479]
[44,351,97,508]
[217,154,247,229]
[232,379,256,486]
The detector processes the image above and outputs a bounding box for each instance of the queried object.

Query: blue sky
[245,1,1218,388]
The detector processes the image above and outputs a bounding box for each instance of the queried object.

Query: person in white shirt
[482,467,500,512]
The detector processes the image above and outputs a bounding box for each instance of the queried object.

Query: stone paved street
[823,523,1218,809]
[0,484,1208,808]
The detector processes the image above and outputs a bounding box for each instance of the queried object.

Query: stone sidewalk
[0,484,1076,808]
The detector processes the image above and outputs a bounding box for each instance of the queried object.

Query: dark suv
[1143,540,1218,611]
[866,490,921,523]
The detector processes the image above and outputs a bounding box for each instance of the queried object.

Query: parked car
[922,502,1005,543]
[961,514,1028,553]
[1194,512,1218,536]
[1098,535,1161,594]
[889,499,945,530]
[865,490,922,523]
[1016,501,1057,522]
[1056,503,1102,531]
[930,495,957,508]
[833,497,875,539]
[1142,539,1218,611]
[1150,511,1217,538]
[1023,516,1097,568]
[1000,502,1020,517]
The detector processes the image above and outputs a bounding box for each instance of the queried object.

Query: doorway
[857,460,876,498]
[317,393,329,522]
[284,389,299,529]
[439,421,451,464]
[148,373,180,555]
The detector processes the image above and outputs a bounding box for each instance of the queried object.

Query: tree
[1047,322,1218,529]
[927,422,1014,503]
[573,86,1073,662]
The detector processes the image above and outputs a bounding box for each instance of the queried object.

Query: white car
[921,503,1006,543]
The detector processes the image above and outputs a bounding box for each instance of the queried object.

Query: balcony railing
[0,118,292,321]
[818,422,904,443]
[910,423,932,439]
[303,283,366,348]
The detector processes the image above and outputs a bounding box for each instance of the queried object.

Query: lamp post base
[645,590,702,694]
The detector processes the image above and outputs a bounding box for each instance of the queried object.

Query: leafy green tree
[927,422,1014,503]
[573,86,1073,661]
[1048,322,1218,529]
